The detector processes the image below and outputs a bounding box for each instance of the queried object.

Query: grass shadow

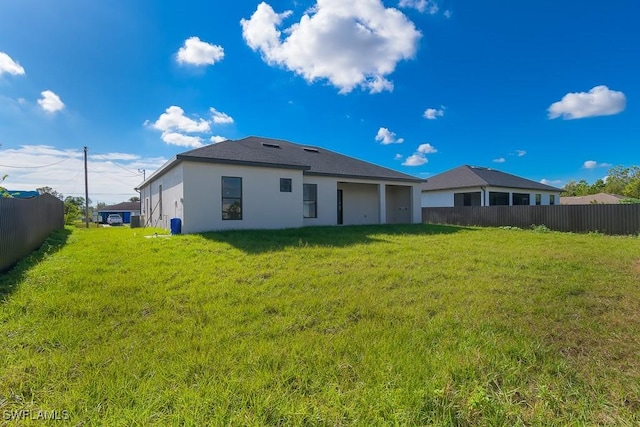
[198,223,474,254]
[0,227,71,301]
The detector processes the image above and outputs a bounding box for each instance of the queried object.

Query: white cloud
[0,52,25,76]
[443,9,452,19]
[375,127,404,144]
[210,136,227,143]
[548,85,626,120]
[0,144,166,204]
[161,132,204,148]
[37,90,65,113]
[150,106,210,133]
[493,157,506,163]
[211,108,234,124]
[241,1,421,94]
[394,153,403,160]
[423,106,444,119]
[90,153,141,161]
[417,143,437,154]
[398,0,438,15]
[402,142,437,166]
[402,153,427,166]
[541,179,562,186]
[176,37,225,66]
[516,150,527,157]
[583,160,611,169]
[147,106,234,148]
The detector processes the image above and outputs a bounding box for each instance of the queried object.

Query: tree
[64,196,90,208]
[97,202,107,210]
[590,178,606,194]
[63,196,91,224]
[624,175,640,199]
[36,186,64,200]
[129,196,140,202]
[604,165,640,196]
[0,174,10,198]
[562,180,591,196]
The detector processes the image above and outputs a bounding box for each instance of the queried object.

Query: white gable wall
[140,162,184,229]
[182,161,304,233]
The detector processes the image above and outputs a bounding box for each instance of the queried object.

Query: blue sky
[0,0,637,203]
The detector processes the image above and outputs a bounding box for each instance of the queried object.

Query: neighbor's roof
[98,201,141,212]
[422,165,562,192]
[140,136,421,187]
[560,193,625,205]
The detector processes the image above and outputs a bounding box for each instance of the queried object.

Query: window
[549,194,556,205]
[512,193,530,205]
[222,177,242,220]
[303,184,317,218]
[280,178,292,193]
[454,192,481,207]
[535,194,541,205]
[489,191,509,206]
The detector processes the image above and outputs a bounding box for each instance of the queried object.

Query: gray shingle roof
[560,193,625,205]
[422,165,562,192]
[177,136,421,182]
[99,201,141,212]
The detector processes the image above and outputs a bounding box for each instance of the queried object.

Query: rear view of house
[422,165,562,207]
[137,137,422,233]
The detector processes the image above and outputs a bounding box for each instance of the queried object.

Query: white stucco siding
[422,189,458,207]
[411,185,422,223]
[140,163,184,229]
[182,162,304,233]
[339,182,380,225]
[302,176,337,226]
[304,177,421,226]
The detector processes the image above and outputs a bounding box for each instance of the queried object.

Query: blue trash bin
[170,218,182,235]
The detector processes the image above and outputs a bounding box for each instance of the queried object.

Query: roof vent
[262,142,281,148]
[303,147,319,153]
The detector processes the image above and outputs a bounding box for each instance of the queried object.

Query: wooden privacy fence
[0,194,64,272]
[423,205,640,235]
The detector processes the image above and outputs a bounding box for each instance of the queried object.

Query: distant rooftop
[560,193,625,205]
[99,201,140,212]
[422,165,562,192]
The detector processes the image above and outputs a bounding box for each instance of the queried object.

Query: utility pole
[84,146,89,228]
[138,169,146,181]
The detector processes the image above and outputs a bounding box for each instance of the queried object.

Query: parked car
[106,214,123,226]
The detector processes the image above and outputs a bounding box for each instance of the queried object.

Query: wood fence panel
[423,205,640,235]
[0,194,64,272]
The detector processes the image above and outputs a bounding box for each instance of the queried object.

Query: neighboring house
[136,136,423,233]
[422,165,562,207]
[561,193,626,205]
[98,202,141,224]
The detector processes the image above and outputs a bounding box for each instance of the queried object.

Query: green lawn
[1,225,639,426]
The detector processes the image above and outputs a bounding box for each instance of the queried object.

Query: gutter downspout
[481,186,487,206]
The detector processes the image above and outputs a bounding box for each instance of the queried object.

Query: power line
[90,151,144,176]
[0,157,71,169]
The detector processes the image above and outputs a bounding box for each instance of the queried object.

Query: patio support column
[379,184,386,224]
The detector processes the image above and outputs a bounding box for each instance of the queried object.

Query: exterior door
[337,189,343,225]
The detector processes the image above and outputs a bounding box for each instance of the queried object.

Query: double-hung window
[222,177,242,220]
[303,184,317,218]
[280,178,292,193]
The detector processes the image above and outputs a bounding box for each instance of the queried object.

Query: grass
[0,224,639,426]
